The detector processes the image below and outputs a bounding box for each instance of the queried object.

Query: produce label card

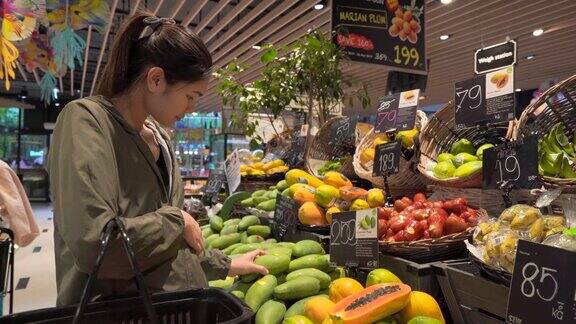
[375,89,420,133]
[373,141,401,176]
[330,209,379,268]
[225,149,241,193]
[506,240,576,324]
[273,194,299,241]
[482,136,539,189]
[332,0,426,71]
[203,170,225,196]
[328,116,358,158]
[455,66,515,130]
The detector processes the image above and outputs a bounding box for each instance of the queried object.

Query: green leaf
[260,48,278,64]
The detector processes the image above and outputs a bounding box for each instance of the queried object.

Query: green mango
[433,160,456,179]
[454,161,483,178]
[453,152,478,167]
[436,152,454,163]
[252,190,267,197]
[450,138,475,155]
[476,143,494,160]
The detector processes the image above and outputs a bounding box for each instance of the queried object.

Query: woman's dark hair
[97,11,212,97]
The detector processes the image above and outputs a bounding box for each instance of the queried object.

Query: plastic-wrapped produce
[542,229,576,252]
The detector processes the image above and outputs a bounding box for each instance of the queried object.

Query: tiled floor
[3,203,57,314]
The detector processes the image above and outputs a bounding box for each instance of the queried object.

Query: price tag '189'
[373,141,401,177]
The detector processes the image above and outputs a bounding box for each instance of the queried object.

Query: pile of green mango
[538,122,576,178]
[431,138,493,180]
[239,179,290,212]
[206,238,346,324]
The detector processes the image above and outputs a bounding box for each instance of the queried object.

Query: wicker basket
[379,209,487,263]
[353,111,429,196]
[417,101,513,188]
[305,117,372,180]
[515,74,576,192]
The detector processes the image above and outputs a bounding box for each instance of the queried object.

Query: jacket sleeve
[48,103,184,279]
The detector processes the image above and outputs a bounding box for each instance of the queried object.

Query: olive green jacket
[47,96,230,306]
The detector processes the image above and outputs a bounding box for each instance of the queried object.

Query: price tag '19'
[482,136,539,189]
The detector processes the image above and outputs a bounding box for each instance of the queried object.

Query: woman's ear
[146,67,167,93]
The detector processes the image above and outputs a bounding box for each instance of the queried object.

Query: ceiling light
[19,88,28,100]
[252,45,261,50]
[532,28,544,36]
[440,34,450,40]
[55,102,60,107]
[524,54,536,60]
[314,4,324,10]
[516,88,522,92]
[440,0,453,4]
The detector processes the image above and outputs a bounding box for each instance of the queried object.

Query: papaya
[242,273,261,283]
[277,242,296,249]
[239,215,261,231]
[294,186,317,205]
[406,316,442,324]
[231,243,261,255]
[266,189,279,200]
[252,189,267,197]
[339,186,368,202]
[328,267,347,281]
[305,296,335,323]
[253,195,270,205]
[289,254,330,272]
[220,225,239,235]
[256,300,286,324]
[247,225,272,238]
[223,218,242,227]
[277,179,290,191]
[274,276,321,300]
[202,227,214,238]
[209,216,224,232]
[329,283,412,324]
[259,242,278,250]
[349,199,370,211]
[222,242,243,255]
[287,268,332,289]
[325,207,341,224]
[210,233,241,250]
[245,275,278,312]
[204,234,220,248]
[315,185,341,208]
[231,290,245,300]
[246,235,265,244]
[255,254,291,276]
[298,202,327,226]
[328,278,364,303]
[366,269,402,287]
[286,169,325,188]
[397,291,445,324]
[257,199,277,212]
[282,188,291,197]
[323,171,352,188]
[208,276,235,290]
[283,315,315,324]
[234,281,252,295]
[241,197,255,207]
[285,295,330,318]
[277,273,287,285]
[265,238,278,243]
[266,247,293,258]
[240,231,248,243]
[219,191,251,220]
[292,240,326,258]
[289,183,312,198]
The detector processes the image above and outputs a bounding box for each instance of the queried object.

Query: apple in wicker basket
[380,193,477,242]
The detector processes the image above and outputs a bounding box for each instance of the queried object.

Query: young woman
[47,12,267,306]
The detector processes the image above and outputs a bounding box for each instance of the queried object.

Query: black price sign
[328,116,358,157]
[203,170,225,196]
[375,90,420,133]
[482,136,539,189]
[506,240,576,324]
[330,209,379,268]
[332,0,426,71]
[373,141,401,176]
[273,194,299,241]
[455,66,515,130]
[284,136,306,168]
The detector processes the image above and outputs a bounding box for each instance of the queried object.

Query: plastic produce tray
[432,259,509,324]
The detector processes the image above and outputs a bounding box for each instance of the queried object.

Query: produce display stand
[237,173,286,192]
[432,259,509,324]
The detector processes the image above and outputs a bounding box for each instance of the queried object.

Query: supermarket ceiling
[3,0,576,112]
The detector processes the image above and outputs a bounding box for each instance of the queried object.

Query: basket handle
[73,218,159,324]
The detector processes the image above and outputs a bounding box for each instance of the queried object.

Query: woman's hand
[228,249,269,277]
[181,210,204,254]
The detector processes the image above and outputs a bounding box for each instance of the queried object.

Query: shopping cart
[0,217,253,323]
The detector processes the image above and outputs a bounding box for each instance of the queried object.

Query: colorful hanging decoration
[19,31,65,102]
[49,0,85,70]
[46,0,109,33]
[0,0,46,89]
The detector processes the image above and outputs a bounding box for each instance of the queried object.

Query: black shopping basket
[0,218,253,323]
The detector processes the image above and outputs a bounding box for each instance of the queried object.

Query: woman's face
[144,67,209,127]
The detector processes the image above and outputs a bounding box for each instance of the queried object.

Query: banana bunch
[538,123,576,178]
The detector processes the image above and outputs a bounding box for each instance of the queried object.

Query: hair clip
[139,16,176,39]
